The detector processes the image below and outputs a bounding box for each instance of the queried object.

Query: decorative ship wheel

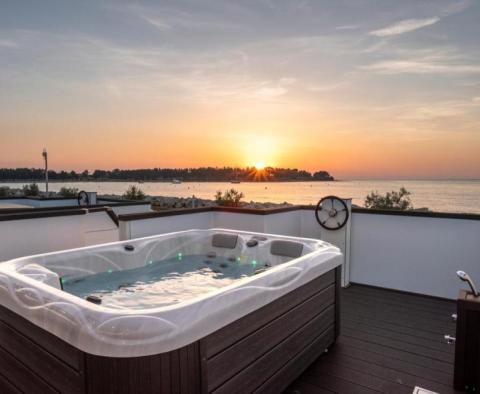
[315,195,349,230]
[77,191,90,206]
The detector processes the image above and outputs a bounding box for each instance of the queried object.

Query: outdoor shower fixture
[456,270,479,297]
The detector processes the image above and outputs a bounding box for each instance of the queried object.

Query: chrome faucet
[457,270,479,297]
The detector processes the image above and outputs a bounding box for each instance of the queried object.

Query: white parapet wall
[0,198,79,208]
[349,210,480,299]
[213,210,303,236]
[0,210,118,262]
[82,211,119,246]
[119,211,214,240]
[0,215,86,261]
[108,203,152,216]
[119,210,307,240]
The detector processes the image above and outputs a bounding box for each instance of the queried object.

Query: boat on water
[172,179,182,184]
[230,180,241,184]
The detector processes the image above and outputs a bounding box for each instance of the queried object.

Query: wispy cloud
[308,81,346,92]
[0,39,17,48]
[123,4,245,33]
[395,99,480,121]
[369,17,440,37]
[401,104,469,120]
[335,25,359,31]
[255,78,295,99]
[137,13,171,31]
[361,60,480,74]
[440,0,473,16]
[255,86,287,98]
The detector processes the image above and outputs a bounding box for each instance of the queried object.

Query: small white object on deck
[413,387,438,394]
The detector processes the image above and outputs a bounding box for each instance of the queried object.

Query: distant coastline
[0,179,337,183]
[0,167,335,183]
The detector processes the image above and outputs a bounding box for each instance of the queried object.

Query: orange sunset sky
[1,0,479,179]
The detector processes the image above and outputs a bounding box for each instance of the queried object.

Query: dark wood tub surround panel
[0,306,85,394]
[84,343,201,394]
[0,267,340,393]
[0,303,202,394]
[203,269,336,359]
[0,369,21,394]
[201,267,340,394]
[335,265,341,338]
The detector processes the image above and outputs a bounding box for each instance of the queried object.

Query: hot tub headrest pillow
[270,240,303,258]
[212,233,238,249]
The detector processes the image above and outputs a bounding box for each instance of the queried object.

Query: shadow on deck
[285,284,459,394]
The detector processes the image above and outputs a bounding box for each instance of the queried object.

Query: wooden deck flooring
[285,284,460,394]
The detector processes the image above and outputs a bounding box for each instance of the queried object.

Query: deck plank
[341,327,454,363]
[286,284,457,394]
[346,285,456,310]
[342,318,454,353]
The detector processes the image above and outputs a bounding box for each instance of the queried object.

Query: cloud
[278,77,296,85]
[308,82,346,92]
[361,60,480,74]
[0,29,303,108]
[396,99,480,120]
[335,25,359,31]
[402,105,467,120]
[0,39,17,48]
[367,0,472,39]
[137,14,171,31]
[369,17,440,37]
[255,86,287,98]
[123,4,245,33]
[441,0,473,16]
[254,78,295,99]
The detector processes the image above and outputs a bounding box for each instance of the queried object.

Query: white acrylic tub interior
[0,229,342,357]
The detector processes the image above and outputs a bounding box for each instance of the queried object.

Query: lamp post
[42,148,48,194]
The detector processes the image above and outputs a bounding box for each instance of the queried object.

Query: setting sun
[241,134,279,170]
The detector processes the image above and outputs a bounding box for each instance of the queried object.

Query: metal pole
[42,148,48,194]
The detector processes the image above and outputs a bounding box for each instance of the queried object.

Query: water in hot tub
[61,254,271,309]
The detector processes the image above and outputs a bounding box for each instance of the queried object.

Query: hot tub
[0,229,342,393]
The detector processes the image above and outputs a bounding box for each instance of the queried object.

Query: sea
[1,180,479,214]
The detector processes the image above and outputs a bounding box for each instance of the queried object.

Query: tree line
[0,167,334,182]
